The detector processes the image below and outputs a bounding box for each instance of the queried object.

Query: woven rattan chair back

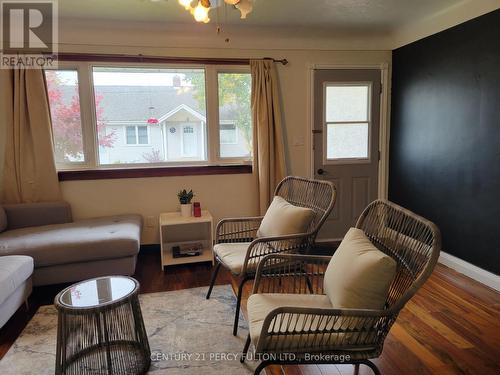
[355,199,442,311]
[274,176,336,241]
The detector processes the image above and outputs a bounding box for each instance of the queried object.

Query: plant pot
[180,203,192,217]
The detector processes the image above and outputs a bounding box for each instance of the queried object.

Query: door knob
[317,168,325,175]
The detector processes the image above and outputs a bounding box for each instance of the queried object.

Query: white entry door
[313,69,381,240]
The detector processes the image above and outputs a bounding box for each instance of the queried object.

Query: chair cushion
[257,196,314,238]
[0,215,142,268]
[0,255,34,305]
[213,242,252,275]
[324,227,397,310]
[0,206,6,233]
[248,293,350,350]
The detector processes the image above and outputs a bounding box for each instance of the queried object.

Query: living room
[0,0,499,374]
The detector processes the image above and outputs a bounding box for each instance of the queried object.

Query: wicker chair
[241,199,441,375]
[206,176,336,335]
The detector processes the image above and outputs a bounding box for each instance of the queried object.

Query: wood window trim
[58,164,252,181]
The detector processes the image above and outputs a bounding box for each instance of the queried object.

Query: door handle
[317,168,326,175]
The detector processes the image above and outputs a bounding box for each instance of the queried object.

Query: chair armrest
[216,216,264,243]
[256,305,392,353]
[252,253,332,294]
[3,201,73,230]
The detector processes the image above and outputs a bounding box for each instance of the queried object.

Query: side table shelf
[159,210,214,270]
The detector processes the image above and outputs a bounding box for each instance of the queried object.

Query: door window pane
[218,73,252,158]
[327,123,369,159]
[326,85,369,122]
[45,70,85,163]
[93,67,206,164]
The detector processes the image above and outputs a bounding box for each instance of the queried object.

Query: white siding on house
[99,107,249,163]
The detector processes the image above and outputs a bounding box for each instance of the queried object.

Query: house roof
[94,85,204,122]
[158,103,206,123]
[60,85,235,123]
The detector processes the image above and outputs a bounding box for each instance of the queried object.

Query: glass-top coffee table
[54,276,150,375]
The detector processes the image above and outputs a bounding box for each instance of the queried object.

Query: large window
[45,63,251,170]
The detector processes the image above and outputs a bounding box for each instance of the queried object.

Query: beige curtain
[0,68,61,203]
[250,59,287,214]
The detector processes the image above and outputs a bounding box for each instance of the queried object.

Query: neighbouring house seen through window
[220,123,238,144]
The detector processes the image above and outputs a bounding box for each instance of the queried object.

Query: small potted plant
[177,189,194,217]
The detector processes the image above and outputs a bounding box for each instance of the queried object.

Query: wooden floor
[1,249,499,374]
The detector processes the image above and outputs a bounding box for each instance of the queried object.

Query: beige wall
[55,23,391,244]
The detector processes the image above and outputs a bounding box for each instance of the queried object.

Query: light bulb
[193,1,210,23]
[178,0,192,10]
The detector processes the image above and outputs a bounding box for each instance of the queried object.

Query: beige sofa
[0,202,142,286]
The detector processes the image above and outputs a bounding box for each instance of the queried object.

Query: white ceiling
[59,0,463,33]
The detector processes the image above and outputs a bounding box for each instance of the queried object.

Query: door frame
[306,63,391,203]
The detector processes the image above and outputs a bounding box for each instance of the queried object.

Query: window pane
[93,67,206,164]
[218,73,252,158]
[126,126,136,144]
[326,85,369,122]
[327,123,369,159]
[137,126,148,144]
[45,70,84,163]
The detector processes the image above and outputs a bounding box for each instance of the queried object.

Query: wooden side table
[159,210,214,270]
[54,276,150,375]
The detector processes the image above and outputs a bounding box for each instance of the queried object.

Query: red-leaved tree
[45,71,115,162]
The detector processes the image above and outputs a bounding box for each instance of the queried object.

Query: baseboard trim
[438,251,500,291]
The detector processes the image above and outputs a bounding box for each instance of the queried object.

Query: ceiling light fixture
[192,0,211,23]
[234,0,252,19]
[178,0,192,10]
[178,0,253,23]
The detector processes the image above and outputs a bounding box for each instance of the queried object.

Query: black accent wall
[389,10,500,275]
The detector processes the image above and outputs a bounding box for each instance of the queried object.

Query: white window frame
[45,61,252,170]
[124,125,150,146]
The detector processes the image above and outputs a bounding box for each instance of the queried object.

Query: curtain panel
[0,68,61,203]
[250,59,287,214]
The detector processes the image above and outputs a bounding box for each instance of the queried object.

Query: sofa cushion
[257,196,314,238]
[213,242,252,275]
[0,215,142,268]
[0,206,6,233]
[324,228,397,310]
[0,255,34,305]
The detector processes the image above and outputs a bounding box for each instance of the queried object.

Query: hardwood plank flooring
[1,249,499,375]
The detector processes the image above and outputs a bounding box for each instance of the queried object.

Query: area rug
[0,285,258,374]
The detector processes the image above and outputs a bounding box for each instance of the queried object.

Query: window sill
[58,164,252,181]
